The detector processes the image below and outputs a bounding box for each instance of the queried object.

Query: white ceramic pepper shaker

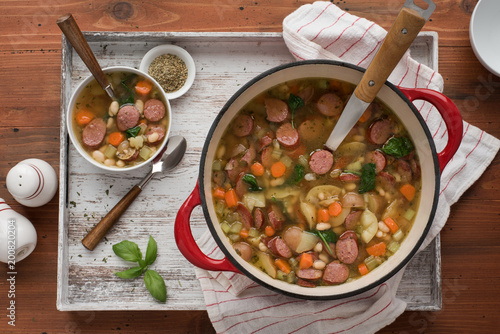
[0,199,37,263]
[6,159,58,207]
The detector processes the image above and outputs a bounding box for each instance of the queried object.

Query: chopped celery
[104,145,117,159]
[393,229,404,241]
[212,159,222,171]
[317,79,329,90]
[364,255,381,271]
[243,192,266,211]
[298,154,309,167]
[288,257,298,269]
[215,201,225,215]
[280,155,293,168]
[139,146,153,161]
[271,148,282,160]
[403,209,416,221]
[221,221,231,234]
[248,228,260,238]
[387,240,400,253]
[276,270,288,281]
[229,234,240,242]
[229,221,243,234]
[287,270,296,284]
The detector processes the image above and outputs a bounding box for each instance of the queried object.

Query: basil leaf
[287,164,305,185]
[288,94,304,128]
[144,270,167,302]
[112,240,143,262]
[381,136,414,158]
[242,173,263,192]
[115,266,144,279]
[359,163,376,194]
[138,259,147,269]
[313,230,337,256]
[125,126,141,138]
[145,236,158,266]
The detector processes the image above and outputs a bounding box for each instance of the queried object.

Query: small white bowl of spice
[140,44,196,99]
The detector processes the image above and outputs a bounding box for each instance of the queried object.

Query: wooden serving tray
[57,32,441,311]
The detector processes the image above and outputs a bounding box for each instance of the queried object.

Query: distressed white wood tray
[57,32,441,311]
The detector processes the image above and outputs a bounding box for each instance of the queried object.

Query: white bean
[304,173,317,181]
[376,230,384,238]
[135,99,144,115]
[314,242,323,253]
[345,182,357,191]
[353,135,365,142]
[313,260,326,270]
[378,221,390,233]
[106,117,114,129]
[319,253,330,263]
[116,160,125,167]
[104,158,116,166]
[316,222,331,231]
[92,150,105,163]
[270,177,285,187]
[258,242,268,252]
[147,131,160,144]
[108,101,119,116]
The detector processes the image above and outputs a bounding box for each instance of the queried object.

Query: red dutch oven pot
[175,60,462,300]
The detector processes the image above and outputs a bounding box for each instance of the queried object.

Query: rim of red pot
[198,60,440,300]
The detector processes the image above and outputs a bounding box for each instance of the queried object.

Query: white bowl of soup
[67,66,171,172]
[175,60,462,299]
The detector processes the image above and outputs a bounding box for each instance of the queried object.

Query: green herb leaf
[112,240,143,262]
[242,173,263,192]
[287,164,305,185]
[288,94,304,128]
[381,136,414,158]
[138,259,147,269]
[313,230,337,256]
[359,163,376,194]
[115,266,144,279]
[145,236,158,266]
[144,270,167,302]
[125,126,141,138]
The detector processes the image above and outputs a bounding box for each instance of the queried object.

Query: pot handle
[399,87,463,173]
[174,181,239,273]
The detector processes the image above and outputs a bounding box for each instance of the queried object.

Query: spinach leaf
[125,126,141,138]
[359,163,376,194]
[381,136,414,158]
[313,229,338,256]
[287,164,305,185]
[288,94,304,128]
[118,74,137,106]
[242,174,263,191]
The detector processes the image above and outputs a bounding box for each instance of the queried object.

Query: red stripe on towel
[325,18,362,49]
[339,23,375,57]
[297,3,333,33]
[311,12,347,41]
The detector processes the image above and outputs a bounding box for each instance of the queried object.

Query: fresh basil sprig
[125,126,142,138]
[313,229,337,256]
[112,236,167,302]
[381,136,414,158]
[288,94,305,128]
[359,163,376,194]
[242,173,263,191]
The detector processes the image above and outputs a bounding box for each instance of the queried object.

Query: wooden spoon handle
[82,185,142,251]
[354,7,427,103]
[56,13,111,91]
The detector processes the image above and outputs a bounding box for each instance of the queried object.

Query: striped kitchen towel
[194,2,500,333]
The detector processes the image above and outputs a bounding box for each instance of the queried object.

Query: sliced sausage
[298,118,324,143]
[233,242,253,261]
[212,170,226,187]
[297,86,314,103]
[143,99,166,122]
[309,149,334,175]
[336,236,358,264]
[297,278,316,287]
[276,122,300,149]
[297,268,323,281]
[282,226,303,252]
[268,237,292,259]
[82,118,106,149]
[116,105,140,131]
[365,150,386,173]
[225,157,242,182]
[268,204,286,231]
[344,211,362,230]
[395,159,413,183]
[253,208,265,229]
[235,172,250,199]
[260,146,275,168]
[232,114,254,137]
[323,261,349,284]
[258,131,274,152]
[237,203,253,229]
[377,171,396,189]
[339,230,358,241]
[145,125,166,145]
[410,158,421,180]
[240,143,256,166]
[341,192,365,208]
[121,149,139,162]
[316,93,343,117]
[339,172,360,182]
[265,98,289,122]
[366,118,394,145]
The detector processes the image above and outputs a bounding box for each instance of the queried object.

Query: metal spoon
[82,136,188,250]
[57,13,117,100]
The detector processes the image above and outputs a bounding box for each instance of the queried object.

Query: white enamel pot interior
[179,60,461,300]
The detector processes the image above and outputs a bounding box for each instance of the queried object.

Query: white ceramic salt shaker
[6,159,58,207]
[0,199,37,263]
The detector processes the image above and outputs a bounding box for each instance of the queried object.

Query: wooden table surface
[1,0,498,333]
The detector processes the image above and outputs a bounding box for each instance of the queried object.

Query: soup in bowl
[67,67,171,172]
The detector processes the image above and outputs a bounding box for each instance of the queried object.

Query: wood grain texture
[0,0,497,333]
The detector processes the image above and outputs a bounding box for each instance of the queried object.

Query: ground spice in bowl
[148,54,188,93]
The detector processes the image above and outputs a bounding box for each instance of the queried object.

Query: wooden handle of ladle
[56,13,111,92]
[82,186,142,251]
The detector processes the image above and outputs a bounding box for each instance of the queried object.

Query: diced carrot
[135,80,153,95]
[76,110,95,126]
[239,228,249,239]
[108,132,126,147]
[250,162,265,176]
[275,258,291,274]
[264,225,275,237]
[224,188,238,208]
[139,118,148,125]
[399,184,416,202]
[328,202,342,217]
[271,161,286,178]
[317,208,330,223]
[366,242,387,257]
[213,187,226,200]
[358,105,372,123]
[383,217,399,234]
[299,252,313,269]
[358,263,369,276]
